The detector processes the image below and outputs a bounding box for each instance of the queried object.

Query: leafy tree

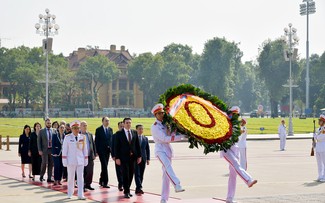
[77,55,119,110]
[198,37,242,103]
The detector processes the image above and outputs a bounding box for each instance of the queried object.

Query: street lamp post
[300,0,316,114]
[283,23,299,136]
[35,8,59,119]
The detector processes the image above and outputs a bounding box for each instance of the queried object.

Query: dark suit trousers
[40,148,53,179]
[121,157,135,194]
[115,163,123,188]
[84,158,94,187]
[98,151,110,185]
[135,159,146,190]
[53,156,63,181]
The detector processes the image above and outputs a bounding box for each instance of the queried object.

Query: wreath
[158,84,241,154]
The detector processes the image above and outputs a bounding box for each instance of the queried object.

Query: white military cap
[319,115,325,122]
[151,103,165,115]
[241,118,247,124]
[70,120,81,128]
[229,106,240,114]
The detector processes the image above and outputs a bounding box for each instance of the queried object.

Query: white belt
[317,140,325,143]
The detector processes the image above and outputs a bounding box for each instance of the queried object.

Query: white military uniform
[221,107,256,203]
[278,123,287,151]
[314,124,325,181]
[238,125,247,170]
[151,119,185,202]
[62,133,88,198]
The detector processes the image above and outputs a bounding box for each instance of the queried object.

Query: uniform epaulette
[154,122,157,125]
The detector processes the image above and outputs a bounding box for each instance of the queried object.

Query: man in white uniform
[314,115,325,182]
[238,118,247,170]
[221,107,257,203]
[278,119,287,151]
[62,120,88,200]
[151,103,186,203]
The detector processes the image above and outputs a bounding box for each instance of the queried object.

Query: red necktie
[127,130,132,144]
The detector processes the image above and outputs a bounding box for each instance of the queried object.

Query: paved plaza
[0,138,324,202]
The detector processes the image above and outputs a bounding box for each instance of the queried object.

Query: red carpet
[0,160,224,202]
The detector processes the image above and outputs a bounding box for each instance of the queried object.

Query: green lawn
[0,117,317,137]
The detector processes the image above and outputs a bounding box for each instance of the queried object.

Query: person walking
[62,120,88,200]
[52,124,65,185]
[19,125,32,178]
[111,121,124,191]
[37,118,56,182]
[222,106,257,203]
[95,117,113,188]
[150,104,186,203]
[134,124,150,195]
[314,115,325,182]
[278,119,287,151]
[81,120,97,191]
[115,118,142,199]
[28,122,42,181]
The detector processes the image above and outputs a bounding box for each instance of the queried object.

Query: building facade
[68,45,144,109]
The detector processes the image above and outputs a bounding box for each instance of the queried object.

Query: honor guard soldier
[221,106,257,203]
[62,120,88,200]
[238,118,248,170]
[150,104,186,203]
[278,119,287,151]
[314,115,325,182]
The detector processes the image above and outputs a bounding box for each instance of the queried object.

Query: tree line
[0,37,324,116]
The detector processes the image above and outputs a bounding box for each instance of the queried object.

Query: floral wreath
[158,84,241,154]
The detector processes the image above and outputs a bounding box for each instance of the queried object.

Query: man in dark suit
[95,117,112,188]
[111,121,124,191]
[81,121,97,191]
[115,118,142,198]
[134,124,150,195]
[37,118,56,182]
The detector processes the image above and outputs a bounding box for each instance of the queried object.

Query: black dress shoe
[129,193,133,197]
[123,194,130,198]
[135,189,144,195]
[85,186,95,190]
[47,179,54,183]
[40,177,45,182]
[118,187,123,191]
[102,185,110,188]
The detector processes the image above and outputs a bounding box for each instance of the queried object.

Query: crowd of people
[18,116,151,200]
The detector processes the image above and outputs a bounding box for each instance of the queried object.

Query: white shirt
[278,124,286,136]
[124,128,132,142]
[62,133,88,166]
[238,126,247,148]
[151,119,182,157]
[314,126,325,152]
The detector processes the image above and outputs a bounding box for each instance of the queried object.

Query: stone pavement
[1,138,324,203]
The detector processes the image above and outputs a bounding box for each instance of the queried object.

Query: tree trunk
[270,99,278,118]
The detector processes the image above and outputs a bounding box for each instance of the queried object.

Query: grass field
[0,117,317,137]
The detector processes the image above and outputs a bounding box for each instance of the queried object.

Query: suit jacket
[139,135,150,161]
[37,127,57,153]
[95,126,113,155]
[52,132,65,156]
[84,132,96,159]
[115,129,141,163]
[111,131,120,158]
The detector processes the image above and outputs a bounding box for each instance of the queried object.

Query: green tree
[198,37,242,103]
[257,39,300,117]
[128,53,164,109]
[77,55,119,110]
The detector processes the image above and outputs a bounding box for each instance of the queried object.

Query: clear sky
[1,0,324,62]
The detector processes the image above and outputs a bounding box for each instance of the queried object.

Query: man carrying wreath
[151,103,187,203]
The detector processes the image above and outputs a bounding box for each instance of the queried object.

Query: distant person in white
[238,118,247,170]
[278,119,287,151]
[314,115,325,182]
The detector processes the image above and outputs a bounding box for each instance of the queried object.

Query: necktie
[75,136,78,141]
[105,128,108,136]
[48,128,52,148]
[127,130,132,144]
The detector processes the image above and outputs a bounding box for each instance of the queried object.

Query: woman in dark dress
[52,124,65,185]
[28,122,42,181]
[18,125,32,178]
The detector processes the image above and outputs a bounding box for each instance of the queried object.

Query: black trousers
[121,157,135,194]
[98,152,110,186]
[84,158,94,187]
[135,159,146,190]
[115,163,123,188]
